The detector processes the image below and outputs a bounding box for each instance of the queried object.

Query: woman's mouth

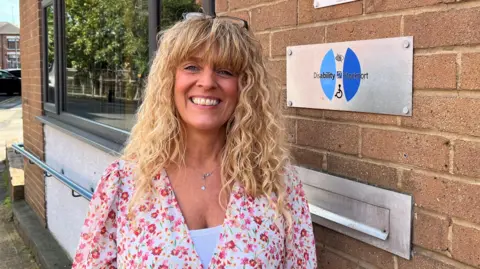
[190,97,221,106]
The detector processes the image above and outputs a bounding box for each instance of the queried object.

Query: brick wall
[0,35,4,68]
[218,0,480,268]
[19,0,46,227]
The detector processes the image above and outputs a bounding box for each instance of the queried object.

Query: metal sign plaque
[314,0,357,8]
[286,37,413,116]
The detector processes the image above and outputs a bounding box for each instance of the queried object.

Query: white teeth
[191,97,219,106]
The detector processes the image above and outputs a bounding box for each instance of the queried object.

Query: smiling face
[174,55,239,134]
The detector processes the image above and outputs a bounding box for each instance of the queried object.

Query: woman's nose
[197,67,218,90]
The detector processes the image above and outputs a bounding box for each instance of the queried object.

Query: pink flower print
[152,246,162,256]
[249,259,257,267]
[91,250,100,259]
[121,192,129,201]
[226,240,236,249]
[234,192,242,199]
[260,232,268,242]
[139,205,147,212]
[100,226,107,235]
[300,229,307,237]
[241,258,249,265]
[148,224,156,233]
[74,253,83,263]
[219,250,226,259]
[160,189,169,197]
[254,216,262,225]
[171,248,180,256]
[236,233,241,240]
[151,211,158,218]
[168,215,174,222]
[108,210,116,220]
[134,227,142,236]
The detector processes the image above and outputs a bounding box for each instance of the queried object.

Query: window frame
[41,0,163,147]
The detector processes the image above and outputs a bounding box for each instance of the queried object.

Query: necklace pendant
[201,186,206,191]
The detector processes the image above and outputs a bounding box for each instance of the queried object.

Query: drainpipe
[202,0,215,16]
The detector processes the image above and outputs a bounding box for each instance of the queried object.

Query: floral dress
[72,160,317,268]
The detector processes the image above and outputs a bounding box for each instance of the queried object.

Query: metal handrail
[12,143,93,201]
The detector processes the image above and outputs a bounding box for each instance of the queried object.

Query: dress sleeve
[284,165,318,268]
[72,161,122,269]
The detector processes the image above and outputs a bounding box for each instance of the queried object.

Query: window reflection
[64,0,149,130]
[46,5,55,103]
[64,0,200,131]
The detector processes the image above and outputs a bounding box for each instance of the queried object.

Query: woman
[72,13,317,269]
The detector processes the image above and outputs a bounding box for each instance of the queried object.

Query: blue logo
[314,48,369,102]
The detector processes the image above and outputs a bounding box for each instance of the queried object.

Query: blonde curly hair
[122,16,291,220]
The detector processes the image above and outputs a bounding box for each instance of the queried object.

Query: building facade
[0,22,21,69]
[19,0,480,268]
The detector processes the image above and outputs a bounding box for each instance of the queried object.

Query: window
[7,40,19,50]
[42,0,57,109]
[42,0,202,148]
[7,54,20,69]
[63,0,150,130]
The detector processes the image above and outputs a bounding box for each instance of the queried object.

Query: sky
[0,0,20,26]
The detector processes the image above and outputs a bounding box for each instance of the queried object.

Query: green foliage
[64,0,200,78]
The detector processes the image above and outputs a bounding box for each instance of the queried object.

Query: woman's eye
[185,65,199,72]
[217,70,234,76]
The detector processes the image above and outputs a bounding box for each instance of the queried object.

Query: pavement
[0,95,39,269]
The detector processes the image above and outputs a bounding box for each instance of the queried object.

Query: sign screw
[403,40,410,48]
[288,49,293,56]
[403,106,409,114]
[287,101,293,107]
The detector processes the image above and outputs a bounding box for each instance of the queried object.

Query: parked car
[5,68,21,78]
[0,69,21,95]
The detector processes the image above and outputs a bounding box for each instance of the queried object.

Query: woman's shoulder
[95,159,136,193]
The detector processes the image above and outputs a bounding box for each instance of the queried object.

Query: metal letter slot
[296,165,412,260]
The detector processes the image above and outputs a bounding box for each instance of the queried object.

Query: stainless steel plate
[286,36,413,116]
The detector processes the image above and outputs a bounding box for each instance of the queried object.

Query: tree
[64,0,199,99]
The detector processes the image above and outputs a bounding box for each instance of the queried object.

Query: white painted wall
[44,126,117,259]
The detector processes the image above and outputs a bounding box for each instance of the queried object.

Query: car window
[0,71,14,78]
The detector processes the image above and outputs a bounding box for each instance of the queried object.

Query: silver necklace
[201,171,214,190]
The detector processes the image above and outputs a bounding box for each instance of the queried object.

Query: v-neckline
[162,169,238,269]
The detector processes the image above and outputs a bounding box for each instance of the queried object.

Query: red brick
[413,210,450,251]
[285,117,296,143]
[271,26,324,57]
[327,154,398,189]
[402,171,480,224]
[265,60,286,86]
[414,54,457,90]
[454,140,480,178]
[215,0,228,12]
[452,222,480,267]
[314,225,395,269]
[402,96,480,137]
[251,0,297,32]
[461,53,480,90]
[324,111,397,125]
[223,10,249,24]
[405,8,480,48]
[326,16,401,42]
[291,146,324,171]
[398,252,456,269]
[317,249,358,269]
[296,108,323,119]
[366,0,454,13]
[255,33,269,57]
[362,129,450,171]
[229,0,275,10]
[297,120,359,155]
[299,0,362,24]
